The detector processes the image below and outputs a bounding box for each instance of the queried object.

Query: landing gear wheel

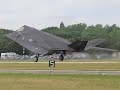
[59,54,64,61]
[33,56,38,62]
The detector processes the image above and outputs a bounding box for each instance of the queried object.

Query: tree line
[0,22,120,55]
[42,23,120,51]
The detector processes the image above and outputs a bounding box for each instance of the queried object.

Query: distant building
[1,52,17,59]
[71,52,90,59]
[112,52,120,58]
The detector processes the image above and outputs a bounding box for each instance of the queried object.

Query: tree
[81,24,108,40]
[60,22,65,28]
[0,22,120,54]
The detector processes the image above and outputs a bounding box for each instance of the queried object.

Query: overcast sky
[0,0,120,30]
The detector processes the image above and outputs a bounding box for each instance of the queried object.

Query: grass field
[0,73,119,90]
[0,62,120,70]
[0,60,120,90]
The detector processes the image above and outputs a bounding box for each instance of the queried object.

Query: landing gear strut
[59,54,64,61]
[33,54,39,62]
[59,51,66,61]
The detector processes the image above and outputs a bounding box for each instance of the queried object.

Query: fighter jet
[6,25,117,62]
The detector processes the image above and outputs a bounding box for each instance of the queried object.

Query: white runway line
[0,70,120,75]
[0,62,120,64]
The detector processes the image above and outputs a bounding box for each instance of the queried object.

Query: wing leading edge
[6,25,71,54]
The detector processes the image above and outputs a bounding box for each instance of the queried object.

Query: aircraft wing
[6,31,49,54]
[6,25,71,54]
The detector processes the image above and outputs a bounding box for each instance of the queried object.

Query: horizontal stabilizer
[68,40,88,51]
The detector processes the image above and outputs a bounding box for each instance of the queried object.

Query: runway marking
[0,70,120,75]
[0,62,120,64]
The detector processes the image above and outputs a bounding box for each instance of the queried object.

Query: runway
[0,62,120,64]
[0,70,120,75]
[0,62,120,75]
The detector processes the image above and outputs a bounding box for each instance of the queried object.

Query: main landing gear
[59,54,64,61]
[33,54,39,62]
[33,51,66,62]
[33,54,64,62]
[59,51,65,61]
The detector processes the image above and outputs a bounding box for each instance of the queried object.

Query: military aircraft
[6,25,117,62]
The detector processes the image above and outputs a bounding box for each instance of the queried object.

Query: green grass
[0,60,120,90]
[0,73,120,90]
[0,63,120,70]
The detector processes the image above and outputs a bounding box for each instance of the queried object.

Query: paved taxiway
[0,70,120,75]
[0,62,120,75]
[0,62,120,64]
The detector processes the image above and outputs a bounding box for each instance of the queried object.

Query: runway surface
[0,62,120,75]
[0,62,120,64]
[0,70,120,75]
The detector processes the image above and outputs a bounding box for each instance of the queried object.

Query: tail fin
[68,40,88,51]
[85,39,105,50]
